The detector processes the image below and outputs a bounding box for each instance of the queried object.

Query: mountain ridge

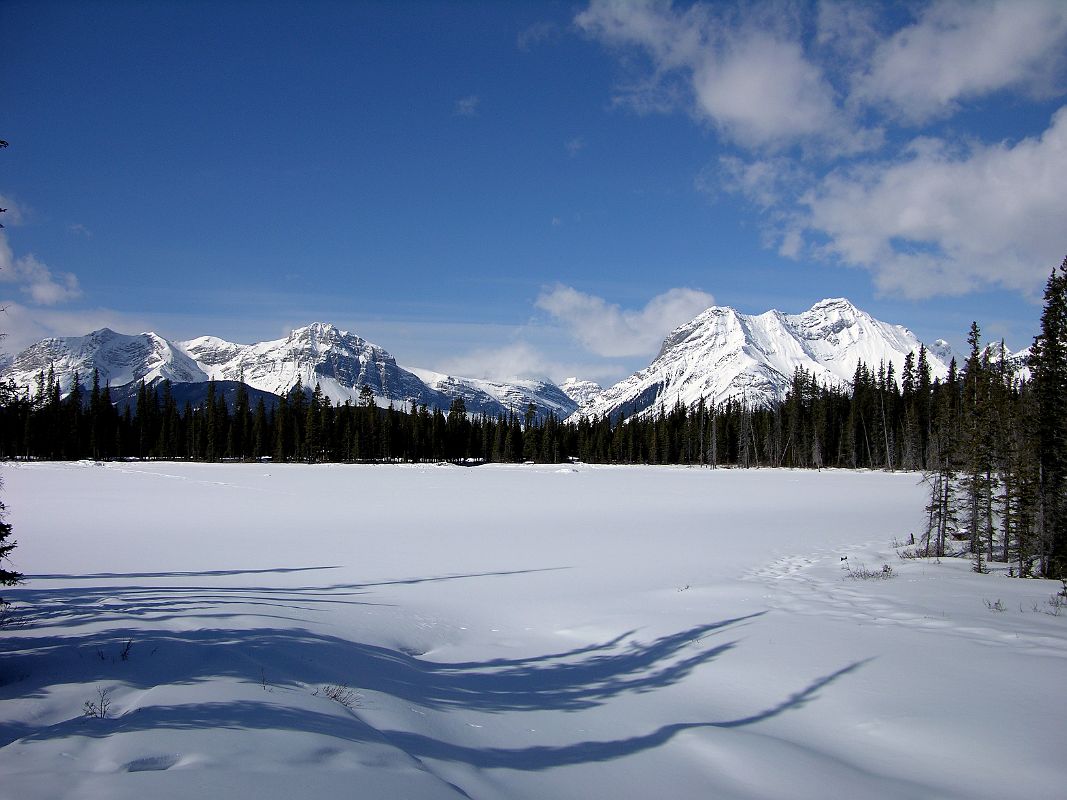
[568,298,968,421]
[2,300,1028,420]
[2,322,579,419]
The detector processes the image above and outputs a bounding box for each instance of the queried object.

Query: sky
[2,0,1066,385]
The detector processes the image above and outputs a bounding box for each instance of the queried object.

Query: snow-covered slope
[177,323,438,408]
[0,323,583,418]
[982,343,1032,383]
[574,299,953,420]
[411,368,578,419]
[4,463,1065,800]
[1,328,208,395]
[559,377,604,408]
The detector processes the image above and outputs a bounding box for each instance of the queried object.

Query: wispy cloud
[0,301,157,354]
[799,107,1067,298]
[576,0,876,153]
[517,20,559,51]
[68,223,92,238]
[454,94,481,117]
[853,0,1067,123]
[577,0,1067,299]
[537,284,715,357]
[0,195,83,306]
[438,341,627,384]
[565,136,586,157]
[438,342,554,382]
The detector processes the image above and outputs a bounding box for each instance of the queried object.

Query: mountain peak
[293,321,342,339]
[811,297,859,311]
[572,299,954,420]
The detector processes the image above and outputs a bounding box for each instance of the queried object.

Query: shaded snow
[1,463,1064,799]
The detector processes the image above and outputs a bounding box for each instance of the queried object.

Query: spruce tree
[0,488,19,601]
[1030,256,1067,577]
[961,322,992,572]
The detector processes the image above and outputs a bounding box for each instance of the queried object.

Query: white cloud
[438,342,555,382]
[0,199,83,306]
[799,106,1067,298]
[691,32,845,149]
[816,0,881,64]
[536,284,716,357]
[575,2,1067,301]
[578,1,1067,141]
[0,301,160,355]
[0,193,24,227]
[565,136,586,157]
[438,341,628,385]
[454,94,481,117]
[855,0,1067,122]
[576,0,872,152]
[713,154,808,210]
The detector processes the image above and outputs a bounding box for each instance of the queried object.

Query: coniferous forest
[3,258,1067,578]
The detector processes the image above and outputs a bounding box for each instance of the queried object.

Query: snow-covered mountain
[0,323,578,419]
[5,301,1026,422]
[411,369,578,419]
[983,343,1032,383]
[571,298,954,421]
[559,377,604,408]
[177,323,438,408]
[2,328,208,395]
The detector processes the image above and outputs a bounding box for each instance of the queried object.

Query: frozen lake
[1,462,1064,799]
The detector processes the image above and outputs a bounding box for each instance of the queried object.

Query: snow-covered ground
[1,463,1064,799]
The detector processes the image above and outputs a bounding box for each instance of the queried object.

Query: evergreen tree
[252,398,268,459]
[1030,256,1067,577]
[961,322,992,572]
[0,488,19,600]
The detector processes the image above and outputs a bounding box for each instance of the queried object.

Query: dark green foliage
[1030,257,1067,577]
[0,492,20,596]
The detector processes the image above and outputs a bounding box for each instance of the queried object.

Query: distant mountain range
[574,298,961,420]
[0,323,580,419]
[0,299,1028,420]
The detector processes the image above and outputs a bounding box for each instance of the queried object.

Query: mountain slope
[177,323,438,408]
[572,299,954,420]
[411,369,578,419]
[559,378,604,408]
[1,323,579,419]
[2,328,207,395]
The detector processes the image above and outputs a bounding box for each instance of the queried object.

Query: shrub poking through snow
[83,687,112,719]
[316,684,360,709]
[844,562,894,580]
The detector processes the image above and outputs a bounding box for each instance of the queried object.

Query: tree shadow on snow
[0,569,870,772]
[5,566,568,630]
[1,655,868,772]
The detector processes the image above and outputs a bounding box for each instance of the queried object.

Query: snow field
[1,462,1065,799]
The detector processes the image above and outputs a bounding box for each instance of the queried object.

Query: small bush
[316,683,360,709]
[984,598,1005,612]
[83,687,112,718]
[845,562,894,580]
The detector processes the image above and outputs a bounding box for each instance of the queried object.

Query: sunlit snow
[1,463,1064,799]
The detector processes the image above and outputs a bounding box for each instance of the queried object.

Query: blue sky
[2,0,1066,384]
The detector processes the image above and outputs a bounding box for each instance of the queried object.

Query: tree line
[2,259,1066,578]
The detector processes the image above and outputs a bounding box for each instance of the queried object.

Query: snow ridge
[573,298,959,420]
[2,323,578,418]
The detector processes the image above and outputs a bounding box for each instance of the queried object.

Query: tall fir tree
[1030,256,1067,577]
